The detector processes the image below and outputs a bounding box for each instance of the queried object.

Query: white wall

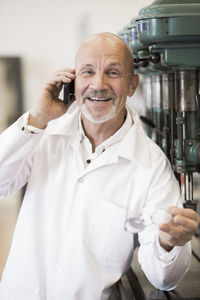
[0,0,152,110]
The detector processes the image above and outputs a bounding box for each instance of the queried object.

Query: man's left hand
[158,207,200,252]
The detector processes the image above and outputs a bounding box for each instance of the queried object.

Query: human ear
[128,74,139,97]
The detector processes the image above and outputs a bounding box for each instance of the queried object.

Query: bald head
[75,32,134,78]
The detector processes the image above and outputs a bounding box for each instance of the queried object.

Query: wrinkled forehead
[75,35,128,69]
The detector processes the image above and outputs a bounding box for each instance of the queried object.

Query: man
[0,32,199,300]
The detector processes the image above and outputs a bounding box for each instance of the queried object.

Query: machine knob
[134,57,140,64]
[150,53,160,64]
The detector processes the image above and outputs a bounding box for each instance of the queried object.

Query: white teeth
[89,97,111,101]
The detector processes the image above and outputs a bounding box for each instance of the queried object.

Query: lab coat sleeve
[0,112,44,200]
[137,152,191,291]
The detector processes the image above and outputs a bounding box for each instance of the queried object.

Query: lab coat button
[78,178,84,183]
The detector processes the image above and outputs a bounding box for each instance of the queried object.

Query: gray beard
[80,102,117,124]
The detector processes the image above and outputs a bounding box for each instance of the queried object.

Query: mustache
[82,89,115,100]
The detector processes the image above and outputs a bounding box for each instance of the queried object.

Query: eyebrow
[80,64,93,69]
[107,63,122,68]
[79,63,122,69]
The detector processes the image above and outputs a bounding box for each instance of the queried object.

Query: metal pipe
[151,74,162,109]
[162,73,175,110]
[175,70,198,112]
[184,173,193,202]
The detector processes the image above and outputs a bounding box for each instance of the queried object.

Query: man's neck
[81,109,126,152]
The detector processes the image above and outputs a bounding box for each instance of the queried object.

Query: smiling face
[75,33,138,125]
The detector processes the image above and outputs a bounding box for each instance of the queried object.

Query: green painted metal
[136,0,200,69]
[175,112,200,173]
[138,0,200,19]
[129,18,147,53]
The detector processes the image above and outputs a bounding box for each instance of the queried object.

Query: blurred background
[0,0,151,110]
[0,0,152,280]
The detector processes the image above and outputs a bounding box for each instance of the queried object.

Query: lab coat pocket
[86,199,133,266]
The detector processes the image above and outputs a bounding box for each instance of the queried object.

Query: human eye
[81,69,94,76]
[107,69,121,77]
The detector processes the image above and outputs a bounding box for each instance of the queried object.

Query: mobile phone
[63,80,75,105]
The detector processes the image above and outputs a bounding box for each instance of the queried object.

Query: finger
[55,71,76,80]
[52,69,76,82]
[46,76,74,90]
[54,68,75,74]
[159,224,192,246]
[47,69,76,87]
[159,223,184,239]
[172,214,199,233]
[56,82,62,90]
[169,206,199,222]
[49,75,75,86]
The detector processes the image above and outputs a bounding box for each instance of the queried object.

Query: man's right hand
[28,68,76,129]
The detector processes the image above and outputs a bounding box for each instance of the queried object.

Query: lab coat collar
[45,104,151,168]
[118,106,151,168]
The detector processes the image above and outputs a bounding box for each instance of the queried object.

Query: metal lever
[195,95,200,117]
[140,115,165,137]
[183,173,197,211]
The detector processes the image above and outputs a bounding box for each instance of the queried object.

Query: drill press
[135,0,200,210]
[122,17,175,160]
[117,2,200,297]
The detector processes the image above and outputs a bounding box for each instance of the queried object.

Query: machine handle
[140,115,155,128]
[195,95,200,117]
[183,201,197,211]
[140,115,165,137]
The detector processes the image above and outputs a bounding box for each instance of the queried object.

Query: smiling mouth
[87,97,112,102]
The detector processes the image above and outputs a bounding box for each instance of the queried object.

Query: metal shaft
[184,173,193,202]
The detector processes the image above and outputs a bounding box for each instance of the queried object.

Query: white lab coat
[0,105,191,300]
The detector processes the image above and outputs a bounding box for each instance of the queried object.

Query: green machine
[118,22,156,141]
[116,2,200,296]
[134,0,200,210]
[126,17,175,158]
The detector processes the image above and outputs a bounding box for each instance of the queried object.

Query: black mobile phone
[63,80,75,105]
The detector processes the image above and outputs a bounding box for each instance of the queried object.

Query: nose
[90,72,107,90]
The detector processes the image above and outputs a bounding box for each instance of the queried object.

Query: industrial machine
[135,0,200,212]
[120,0,200,214]
[117,0,200,299]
